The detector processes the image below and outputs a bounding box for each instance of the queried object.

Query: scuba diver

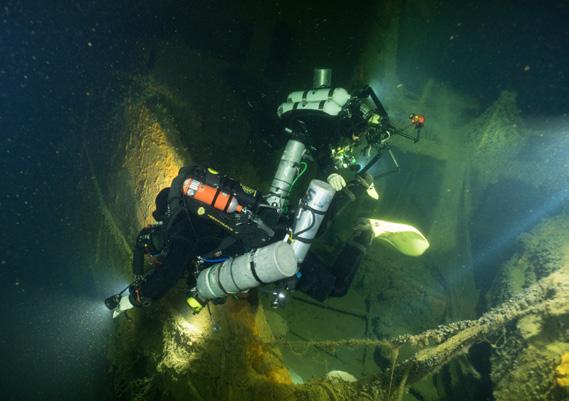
[105,164,287,317]
[266,68,428,303]
[105,68,429,317]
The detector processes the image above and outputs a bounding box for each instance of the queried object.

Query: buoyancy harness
[172,165,282,251]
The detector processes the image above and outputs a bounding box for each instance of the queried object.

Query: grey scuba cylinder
[195,241,298,300]
[313,68,332,88]
[265,139,306,213]
[288,179,336,262]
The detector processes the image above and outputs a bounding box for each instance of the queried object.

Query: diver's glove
[327,173,346,191]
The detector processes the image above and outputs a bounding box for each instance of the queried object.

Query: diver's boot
[112,294,134,319]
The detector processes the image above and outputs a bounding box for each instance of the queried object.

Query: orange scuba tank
[182,177,243,213]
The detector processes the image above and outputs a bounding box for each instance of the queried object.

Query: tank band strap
[216,262,229,295]
[301,203,327,215]
[228,258,243,292]
[211,187,221,208]
[272,176,293,187]
[249,253,267,285]
[293,236,313,244]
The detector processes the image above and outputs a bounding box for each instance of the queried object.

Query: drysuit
[128,165,270,307]
[128,194,232,307]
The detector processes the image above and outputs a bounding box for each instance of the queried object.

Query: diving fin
[366,218,429,256]
[112,294,134,319]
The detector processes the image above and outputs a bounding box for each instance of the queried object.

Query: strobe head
[313,68,332,89]
[104,294,121,310]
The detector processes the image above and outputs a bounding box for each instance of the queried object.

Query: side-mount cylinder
[265,139,306,214]
[288,179,336,262]
[195,241,298,300]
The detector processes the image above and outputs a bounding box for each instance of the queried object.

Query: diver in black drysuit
[126,166,252,308]
[125,91,386,309]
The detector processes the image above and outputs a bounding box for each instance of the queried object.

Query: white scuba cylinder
[265,139,305,213]
[288,179,336,262]
[286,88,351,107]
[277,100,343,118]
[195,241,298,300]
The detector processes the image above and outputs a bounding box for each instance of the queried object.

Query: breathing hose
[283,162,308,215]
[289,162,308,194]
